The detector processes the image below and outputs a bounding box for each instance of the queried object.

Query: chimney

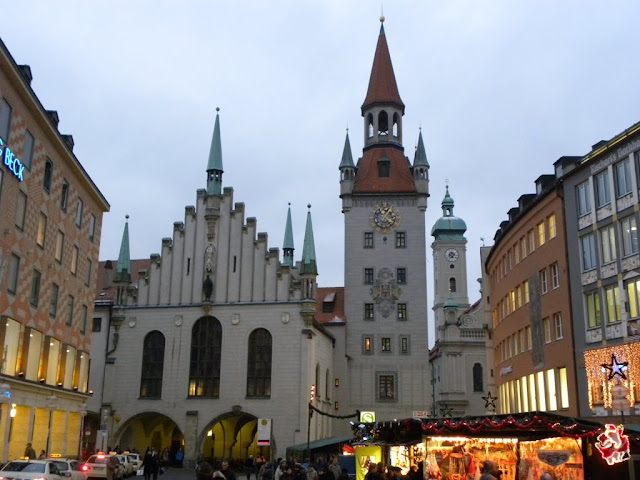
[61,134,74,150]
[17,65,32,85]
[46,110,59,128]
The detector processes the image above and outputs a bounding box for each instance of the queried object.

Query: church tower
[341,17,431,419]
[430,186,488,417]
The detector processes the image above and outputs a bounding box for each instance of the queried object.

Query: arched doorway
[114,412,184,464]
[199,412,272,463]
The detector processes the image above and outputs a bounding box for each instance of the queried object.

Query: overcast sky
[2,2,640,313]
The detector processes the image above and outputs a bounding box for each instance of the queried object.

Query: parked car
[115,456,134,478]
[124,454,142,473]
[81,454,123,480]
[47,457,87,480]
[0,460,64,480]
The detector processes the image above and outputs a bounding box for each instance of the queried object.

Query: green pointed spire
[283,203,294,267]
[339,130,355,169]
[301,204,317,275]
[206,107,223,196]
[413,129,429,167]
[115,215,131,283]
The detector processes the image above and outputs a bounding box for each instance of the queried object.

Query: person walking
[24,443,36,459]
[221,460,237,480]
[328,457,341,480]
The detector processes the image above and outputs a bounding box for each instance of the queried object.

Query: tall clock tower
[340,18,431,419]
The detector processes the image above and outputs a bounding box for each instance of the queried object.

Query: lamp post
[46,394,58,456]
[78,403,87,460]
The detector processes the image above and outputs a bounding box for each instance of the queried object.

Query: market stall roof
[352,412,610,445]
[288,435,353,452]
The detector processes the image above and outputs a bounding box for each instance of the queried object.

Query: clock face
[445,248,459,262]
[370,203,400,232]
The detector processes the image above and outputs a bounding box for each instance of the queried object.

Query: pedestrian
[175,449,184,468]
[143,447,160,480]
[328,456,341,480]
[38,450,46,460]
[275,461,289,480]
[364,464,382,480]
[220,460,237,480]
[197,461,214,480]
[306,465,319,480]
[246,455,256,480]
[24,443,36,459]
[479,461,497,480]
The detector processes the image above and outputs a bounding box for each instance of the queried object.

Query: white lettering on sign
[0,139,25,181]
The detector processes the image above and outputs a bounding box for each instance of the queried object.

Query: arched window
[325,369,330,399]
[392,113,400,137]
[367,114,374,138]
[473,363,483,392]
[378,111,389,136]
[246,328,272,398]
[140,331,165,398]
[449,277,456,293]
[189,316,222,397]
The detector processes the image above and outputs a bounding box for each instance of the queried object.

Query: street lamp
[46,395,58,456]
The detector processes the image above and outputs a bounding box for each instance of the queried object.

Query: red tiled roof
[315,287,346,324]
[95,259,152,301]
[353,147,416,194]
[361,25,404,113]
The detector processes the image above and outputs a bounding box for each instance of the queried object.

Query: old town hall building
[88,19,433,464]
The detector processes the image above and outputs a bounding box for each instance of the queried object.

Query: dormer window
[378,157,390,178]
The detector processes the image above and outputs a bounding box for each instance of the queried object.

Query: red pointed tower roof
[361,19,405,114]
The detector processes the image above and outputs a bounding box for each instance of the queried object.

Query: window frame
[15,190,27,230]
[600,225,617,264]
[0,98,12,141]
[551,263,560,289]
[30,269,42,307]
[377,372,397,402]
[22,130,35,170]
[615,159,633,197]
[540,269,548,294]
[75,198,84,227]
[37,212,47,248]
[581,234,597,271]
[140,330,166,399]
[363,231,374,248]
[364,268,374,285]
[397,303,407,320]
[395,231,406,248]
[554,312,563,340]
[621,216,639,257]
[595,170,611,208]
[604,284,621,324]
[576,181,592,217]
[49,283,59,318]
[364,303,374,320]
[7,253,20,294]
[246,328,272,398]
[585,290,602,328]
[396,267,406,285]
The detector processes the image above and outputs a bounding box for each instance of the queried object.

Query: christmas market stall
[350,412,639,480]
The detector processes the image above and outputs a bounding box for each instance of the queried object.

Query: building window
[55,230,64,263]
[364,303,374,320]
[473,363,483,392]
[627,278,640,318]
[595,170,611,208]
[520,237,527,258]
[364,268,374,285]
[381,337,391,352]
[377,373,396,401]
[49,283,59,318]
[80,305,88,334]
[615,159,633,197]
[22,130,34,169]
[576,181,592,216]
[581,234,597,271]
[525,325,532,350]
[66,295,74,326]
[528,229,535,253]
[600,225,617,264]
[43,158,53,193]
[30,269,41,307]
[92,318,102,332]
[523,280,530,303]
[395,231,406,248]
[516,285,522,308]
[605,285,621,323]
[37,213,47,248]
[585,291,601,328]
[364,231,374,248]
[519,329,526,352]
[543,317,551,343]
[540,269,548,294]
[85,259,92,286]
[548,214,557,239]
[397,303,407,320]
[449,277,456,293]
[537,221,545,246]
[0,98,12,140]
[7,253,20,294]
[399,336,409,354]
[75,198,84,227]
[15,190,27,230]
[71,245,79,275]
[89,214,97,242]
[397,268,406,284]
[554,313,563,340]
[246,328,272,398]
[363,336,372,354]
[378,159,390,177]
[60,180,69,211]
[514,243,520,264]
[189,316,222,397]
[140,330,165,398]
[559,367,570,409]
[551,263,560,289]
[621,216,638,256]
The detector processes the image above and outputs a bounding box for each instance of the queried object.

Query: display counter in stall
[350,412,639,480]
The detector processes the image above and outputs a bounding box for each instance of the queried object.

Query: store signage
[257,418,271,446]
[412,411,430,419]
[536,450,570,467]
[500,366,513,376]
[0,138,25,181]
[360,411,375,423]
[595,424,630,465]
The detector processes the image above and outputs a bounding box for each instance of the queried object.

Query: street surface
[148,469,247,480]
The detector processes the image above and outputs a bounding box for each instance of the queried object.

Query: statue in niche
[205,243,215,273]
[203,275,213,302]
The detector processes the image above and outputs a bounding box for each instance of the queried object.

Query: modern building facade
[559,121,640,421]
[485,174,579,417]
[429,187,489,417]
[0,38,109,460]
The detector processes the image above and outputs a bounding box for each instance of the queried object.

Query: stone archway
[199,412,273,463]
[113,411,184,463]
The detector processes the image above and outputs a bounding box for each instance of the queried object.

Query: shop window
[64,345,76,389]
[559,367,569,409]
[547,369,557,411]
[537,371,546,411]
[25,329,43,381]
[77,352,89,392]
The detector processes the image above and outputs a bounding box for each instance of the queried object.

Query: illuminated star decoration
[483,391,498,410]
[440,404,453,418]
[601,354,629,380]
